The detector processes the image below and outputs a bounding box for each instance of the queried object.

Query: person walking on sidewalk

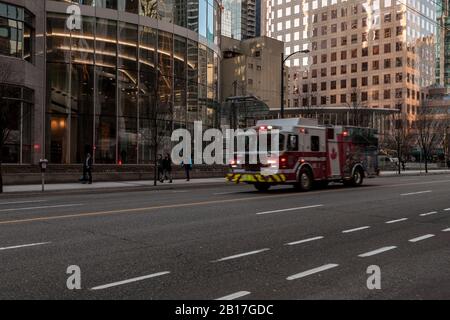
[163,153,173,183]
[83,153,93,184]
[182,157,193,182]
[157,154,164,183]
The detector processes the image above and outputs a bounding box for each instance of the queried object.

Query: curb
[380,171,450,177]
[0,180,228,198]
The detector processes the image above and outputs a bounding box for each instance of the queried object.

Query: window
[373,75,379,85]
[0,83,33,163]
[311,136,320,152]
[373,45,380,55]
[331,81,337,89]
[288,135,298,151]
[0,2,34,62]
[362,62,368,71]
[373,60,379,70]
[362,77,368,86]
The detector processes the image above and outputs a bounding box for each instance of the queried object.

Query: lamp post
[280,50,310,118]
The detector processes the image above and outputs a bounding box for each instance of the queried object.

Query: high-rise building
[436,0,450,87]
[222,0,257,39]
[265,0,437,132]
[0,0,221,166]
[221,35,285,109]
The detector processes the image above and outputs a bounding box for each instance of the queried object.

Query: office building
[265,0,437,132]
[0,0,221,165]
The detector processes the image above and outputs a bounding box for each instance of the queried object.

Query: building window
[0,1,34,62]
[0,84,33,163]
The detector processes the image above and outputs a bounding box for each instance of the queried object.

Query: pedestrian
[401,158,406,171]
[83,153,93,184]
[163,153,173,183]
[157,154,164,183]
[182,157,193,182]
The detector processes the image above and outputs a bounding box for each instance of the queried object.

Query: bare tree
[139,82,174,186]
[387,111,415,174]
[296,91,320,119]
[416,104,445,173]
[345,88,367,127]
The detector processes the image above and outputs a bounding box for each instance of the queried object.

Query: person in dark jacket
[163,153,173,183]
[182,157,193,182]
[157,154,164,182]
[83,153,93,184]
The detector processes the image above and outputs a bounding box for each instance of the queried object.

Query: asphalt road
[0,174,450,300]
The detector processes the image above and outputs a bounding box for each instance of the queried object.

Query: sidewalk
[2,178,225,195]
[3,169,450,195]
[380,169,450,177]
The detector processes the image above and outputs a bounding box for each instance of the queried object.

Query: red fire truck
[226,118,379,191]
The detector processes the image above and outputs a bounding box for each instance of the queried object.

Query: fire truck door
[328,140,341,177]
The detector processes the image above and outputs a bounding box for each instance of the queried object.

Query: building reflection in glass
[45,3,220,164]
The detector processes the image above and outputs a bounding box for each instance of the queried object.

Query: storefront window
[47,63,71,164]
[0,85,33,164]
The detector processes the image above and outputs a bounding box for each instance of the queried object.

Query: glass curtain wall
[46,2,220,165]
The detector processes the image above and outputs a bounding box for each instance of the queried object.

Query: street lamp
[280,49,310,118]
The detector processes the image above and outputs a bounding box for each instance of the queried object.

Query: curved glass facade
[46,1,221,164]
[0,1,34,62]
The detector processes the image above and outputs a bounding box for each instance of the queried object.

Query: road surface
[0,174,449,299]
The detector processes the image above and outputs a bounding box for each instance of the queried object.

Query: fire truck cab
[226,118,379,192]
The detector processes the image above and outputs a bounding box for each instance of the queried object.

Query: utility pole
[280,50,310,119]
[231,80,238,130]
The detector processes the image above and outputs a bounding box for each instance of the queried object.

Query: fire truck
[226,118,379,192]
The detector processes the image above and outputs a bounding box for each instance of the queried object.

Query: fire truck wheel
[296,168,313,192]
[254,183,271,192]
[345,168,364,187]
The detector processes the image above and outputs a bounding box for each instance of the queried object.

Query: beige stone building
[264,0,437,133]
[221,35,285,109]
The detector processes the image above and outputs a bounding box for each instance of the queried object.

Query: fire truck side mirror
[39,159,48,172]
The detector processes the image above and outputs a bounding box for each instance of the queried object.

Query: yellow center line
[0,178,449,226]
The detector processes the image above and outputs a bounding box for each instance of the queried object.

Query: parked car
[378,155,399,171]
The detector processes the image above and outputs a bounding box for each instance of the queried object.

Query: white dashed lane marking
[0,242,51,251]
[401,190,432,196]
[256,205,323,216]
[0,200,47,206]
[287,264,339,281]
[342,226,370,234]
[285,236,324,246]
[90,272,170,290]
[213,249,270,262]
[216,291,251,300]
[420,211,437,217]
[358,246,397,258]
[0,204,83,213]
[409,234,435,243]
[386,218,408,224]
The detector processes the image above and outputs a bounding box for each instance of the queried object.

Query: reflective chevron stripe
[226,173,287,184]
